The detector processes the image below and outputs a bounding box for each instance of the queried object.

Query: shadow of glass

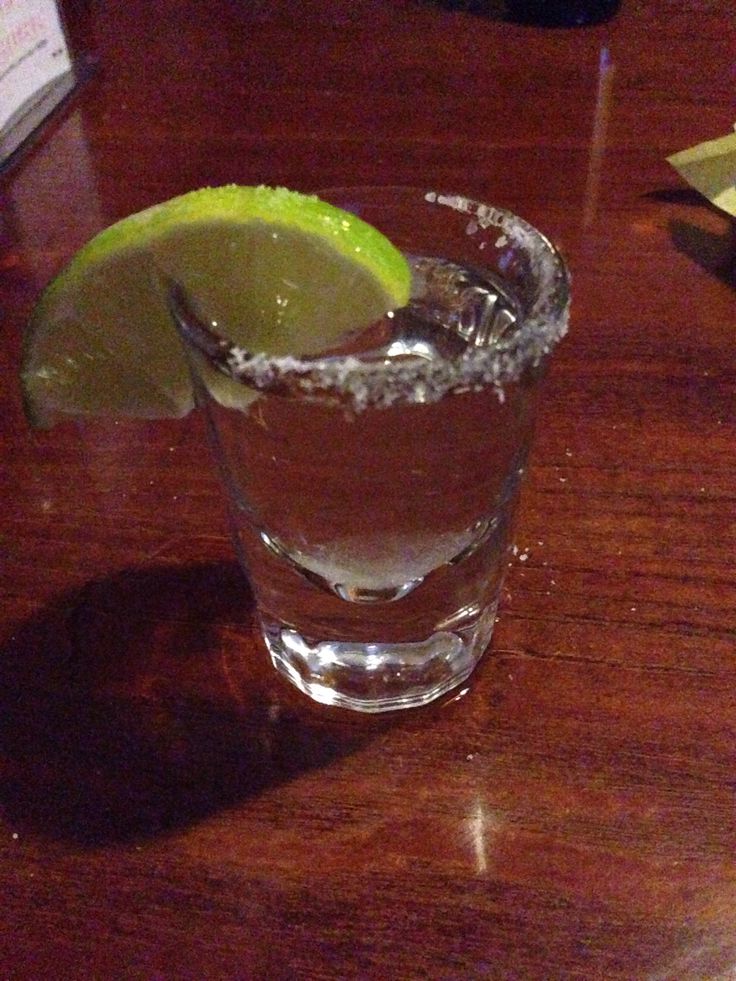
[0,560,391,845]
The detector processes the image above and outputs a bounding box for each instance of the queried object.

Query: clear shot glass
[172,187,570,713]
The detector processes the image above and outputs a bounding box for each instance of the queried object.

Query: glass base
[260,604,496,713]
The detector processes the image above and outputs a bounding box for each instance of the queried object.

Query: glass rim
[203,187,571,409]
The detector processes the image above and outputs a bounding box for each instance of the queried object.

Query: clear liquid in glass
[203,255,541,712]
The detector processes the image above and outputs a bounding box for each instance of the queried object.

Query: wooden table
[2,1,734,977]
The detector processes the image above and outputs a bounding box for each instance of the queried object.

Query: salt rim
[209,193,570,411]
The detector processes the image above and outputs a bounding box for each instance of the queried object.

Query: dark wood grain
[2,1,735,977]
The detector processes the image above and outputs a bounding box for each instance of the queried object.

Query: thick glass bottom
[260,603,497,713]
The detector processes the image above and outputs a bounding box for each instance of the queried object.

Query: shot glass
[173,188,570,713]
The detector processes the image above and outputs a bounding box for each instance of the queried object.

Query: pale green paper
[667,129,736,217]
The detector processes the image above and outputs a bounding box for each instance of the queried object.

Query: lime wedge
[21,185,411,427]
